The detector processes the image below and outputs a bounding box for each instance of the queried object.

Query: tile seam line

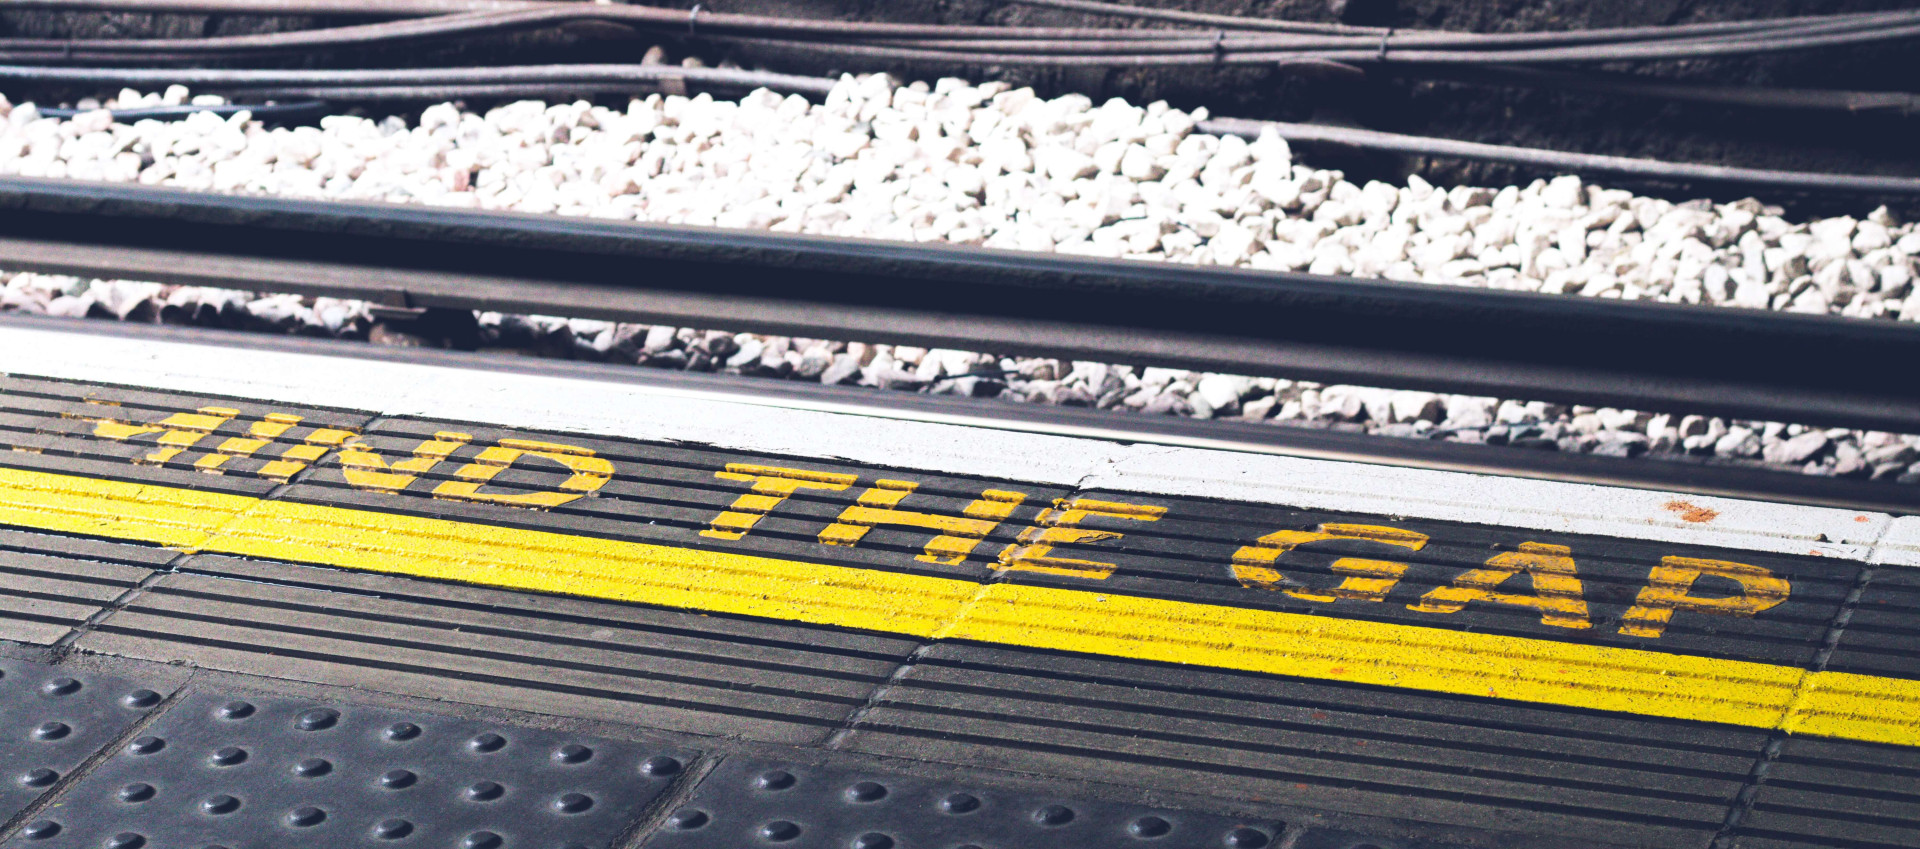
[44,495,263,654]
[1711,524,1888,849]
[825,437,1121,741]
[0,668,200,843]
[49,410,388,654]
[824,521,1026,748]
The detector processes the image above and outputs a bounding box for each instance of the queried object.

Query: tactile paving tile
[9,691,697,849]
[0,658,170,824]
[642,756,1284,849]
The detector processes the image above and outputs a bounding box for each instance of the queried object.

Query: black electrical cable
[14,0,1900,47]
[1001,0,1374,33]
[999,0,1920,45]
[1,5,1907,115]
[9,61,1907,197]
[0,64,840,95]
[1197,116,1920,194]
[1405,64,1920,115]
[678,22,1920,69]
[1,0,543,14]
[221,80,836,100]
[35,100,329,119]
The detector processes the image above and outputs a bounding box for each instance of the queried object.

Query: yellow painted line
[0,465,1913,747]
[209,499,974,636]
[943,585,1807,730]
[0,467,249,548]
[1786,671,1920,746]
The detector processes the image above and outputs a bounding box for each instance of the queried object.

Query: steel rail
[6,311,1916,514]
[0,177,1913,435]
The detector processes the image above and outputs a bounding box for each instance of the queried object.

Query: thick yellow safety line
[0,466,1912,746]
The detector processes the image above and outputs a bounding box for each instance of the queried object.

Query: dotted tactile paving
[643,757,1283,849]
[0,658,170,824]
[8,691,697,849]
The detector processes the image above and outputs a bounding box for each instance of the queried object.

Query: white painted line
[0,322,1893,560]
[1092,446,1886,559]
[1872,516,1920,566]
[0,325,1116,486]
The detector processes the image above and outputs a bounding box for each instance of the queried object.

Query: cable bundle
[0,2,1916,67]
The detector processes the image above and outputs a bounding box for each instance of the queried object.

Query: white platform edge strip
[0,323,1897,561]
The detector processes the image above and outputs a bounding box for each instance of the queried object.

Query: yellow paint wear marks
[1620,556,1790,639]
[818,481,1028,566]
[0,465,1912,747]
[702,464,857,540]
[1411,542,1593,630]
[196,413,305,473]
[339,431,471,492]
[430,438,614,508]
[1232,523,1428,602]
[89,406,241,466]
[996,497,1167,579]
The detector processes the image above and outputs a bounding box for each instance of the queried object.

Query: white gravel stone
[1195,373,1249,412]
[1715,427,1763,459]
[1764,430,1830,465]
[1,78,1914,482]
[0,76,1901,329]
[1390,391,1444,424]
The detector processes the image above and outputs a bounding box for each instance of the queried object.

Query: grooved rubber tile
[0,528,173,645]
[1727,736,1920,849]
[642,756,1284,849]
[281,418,1073,583]
[838,643,1765,849]
[1825,567,1920,679]
[0,657,174,825]
[0,376,373,492]
[74,555,921,745]
[1805,568,1920,746]
[1027,491,1855,667]
[8,690,697,849]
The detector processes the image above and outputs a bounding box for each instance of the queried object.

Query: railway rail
[0,177,1916,434]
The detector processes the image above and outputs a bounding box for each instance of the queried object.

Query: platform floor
[0,322,1911,849]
